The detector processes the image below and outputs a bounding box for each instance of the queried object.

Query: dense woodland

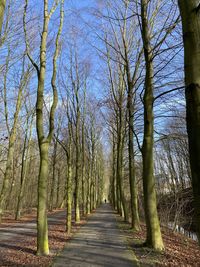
[0,0,200,258]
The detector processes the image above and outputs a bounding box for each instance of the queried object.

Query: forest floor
[0,205,199,266]
[0,209,86,266]
[117,216,200,266]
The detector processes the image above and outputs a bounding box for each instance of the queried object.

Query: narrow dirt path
[53,204,137,267]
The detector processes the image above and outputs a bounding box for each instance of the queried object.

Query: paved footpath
[53,204,137,267]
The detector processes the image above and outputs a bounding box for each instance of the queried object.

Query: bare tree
[24,0,64,255]
[0,55,31,222]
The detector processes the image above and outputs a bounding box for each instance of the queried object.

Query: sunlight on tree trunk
[66,123,72,234]
[15,111,34,220]
[0,0,6,34]
[128,96,140,230]
[24,0,64,255]
[0,58,30,223]
[75,81,81,223]
[81,85,86,215]
[140,0,164,251]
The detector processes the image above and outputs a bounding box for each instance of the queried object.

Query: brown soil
[117,216,200,267]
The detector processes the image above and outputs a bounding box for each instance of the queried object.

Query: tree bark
[15,112,33,220]
[56,169,61,207]
[111,133,116,209]
[35,1,50,254]
[127,89,140,230]
[86,164,91,214]
[178,0,200,244]
[24,0,64,255]
[140,0,164,250]
[75,98,81,223]
[0,0,6,34]
[66,125,72,234]
[49,139,58,211]
[0,65,29,222]
[37,142,49,255]
[116,110,128,222]
[81,86,86,215]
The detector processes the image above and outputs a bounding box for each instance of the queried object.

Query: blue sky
[0,0,185,153]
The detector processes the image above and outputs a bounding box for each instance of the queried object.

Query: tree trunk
[75,109,81,223]
[15,113,33,220]
[49,140,57,211]
[66,128,72,234]
[111,135,116,208]
[81,85,86,215]
[141,0,164,250]
[90,125,96,211]
[35,2,50,253]
[128,92,140,230]
[178,0,200,244]
[0,0,6,34]
[81,125,86,215]
[116,111,128,221]
[30,0,64,255]
[86,167,91,214]
[37,142,49,255]
[56,169,61,208]
[0,67,28,222]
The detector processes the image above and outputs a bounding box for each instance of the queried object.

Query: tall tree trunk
[75,107,81,223]
[116,117,122,215]
[90,154,95,211]
[24,0,64,255]
[0,65,29,222]
[81,150,86,215]
[49,139,57,211]
[7,152,18,210]
[66,126,72,234]
[0,0,6,34]
[178,0,200,244]
[117,111,128,221]
[81,87,86,215]
[140,0,164,250]
[90,123,96,211]
[111,134,116,208]
[37,142,49,255]
[56,169,61,208]
[15,112,33,220]
[127,90,140,230]
[74,59,81,222]
[93,167,97,210]
[35,2,50,252]
[86,163,91,214]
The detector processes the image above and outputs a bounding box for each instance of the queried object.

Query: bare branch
[23,0,39,75]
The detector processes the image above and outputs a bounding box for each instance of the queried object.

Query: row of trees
[0,0,200,257]
[0,0,105,256]
[102,0,200,251]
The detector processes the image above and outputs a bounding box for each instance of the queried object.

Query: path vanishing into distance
[0,205,137,266]
[53,204,136,267]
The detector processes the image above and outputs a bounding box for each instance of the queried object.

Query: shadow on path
[0,210,66,249]
[53,204,137,267]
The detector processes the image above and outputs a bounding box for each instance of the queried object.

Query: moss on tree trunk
[141,0,164,251]
[0,0,6,34]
